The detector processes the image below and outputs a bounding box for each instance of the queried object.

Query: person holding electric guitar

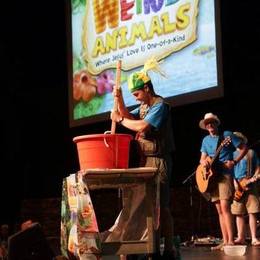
[198,113,248,250]
[231,132,260,246]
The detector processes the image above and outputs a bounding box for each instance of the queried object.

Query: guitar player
[231,132,260,246]
[198,113,248,250]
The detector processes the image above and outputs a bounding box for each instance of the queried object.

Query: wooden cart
[82,167,159,258]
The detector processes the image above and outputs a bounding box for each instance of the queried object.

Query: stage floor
[102,245,260,259]
[180,245,260,259]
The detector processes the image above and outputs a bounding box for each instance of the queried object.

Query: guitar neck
[239,173,260,189]
[210,137,231,166]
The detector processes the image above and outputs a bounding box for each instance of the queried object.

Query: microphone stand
[182,170,197,244]
[182,170,196,185]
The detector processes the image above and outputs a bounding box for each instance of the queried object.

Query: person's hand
[113,85,122,98]
[249,175,258,184]
[110,109,122,123]
[201,159,210,169]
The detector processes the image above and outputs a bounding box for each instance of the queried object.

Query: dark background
[0,1,259,227]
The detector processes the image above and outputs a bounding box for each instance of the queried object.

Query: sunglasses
[205,121,216,126]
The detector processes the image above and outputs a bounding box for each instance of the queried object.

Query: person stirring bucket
[110,57,176,259]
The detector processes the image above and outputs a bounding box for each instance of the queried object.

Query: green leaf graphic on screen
[72,0,86,13]
[74,95,104,119]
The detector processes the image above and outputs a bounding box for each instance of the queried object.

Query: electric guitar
[234,173,260,201]
[196,137,231,193]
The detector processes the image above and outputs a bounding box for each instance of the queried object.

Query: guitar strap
[246,149,253,177]
[217,132,224,149]
[215,132,223,160]
[210,132,224,173]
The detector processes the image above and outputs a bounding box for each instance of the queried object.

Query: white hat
[233,132,248,144]
[199,112,220,130]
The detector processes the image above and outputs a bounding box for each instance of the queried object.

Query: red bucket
[73,134,133,170]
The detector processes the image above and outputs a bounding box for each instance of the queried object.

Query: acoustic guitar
[234,174,260,201]
[196,137,231,193]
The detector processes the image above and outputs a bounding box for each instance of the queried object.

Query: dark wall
[0,1,260,226]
